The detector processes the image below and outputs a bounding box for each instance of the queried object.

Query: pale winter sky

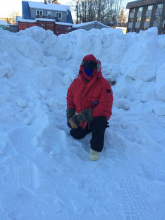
[0,0,70,17]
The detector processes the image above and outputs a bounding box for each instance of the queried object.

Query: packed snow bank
[0,26,165,220]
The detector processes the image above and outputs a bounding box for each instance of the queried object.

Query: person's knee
[70,129,86,139]
[93,116,107,128]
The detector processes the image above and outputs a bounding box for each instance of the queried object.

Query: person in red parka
[66,54,113,161]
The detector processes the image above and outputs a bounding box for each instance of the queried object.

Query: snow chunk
[0,95,10,104]
[0,52,12,65]
[19,26,47,43]
[43,32,57,49]
[109,38,125,63]
[15,37,43,62]
[77,31,92,52]
[26,60,36,69]
[16,98,28,108]
[28,102,35,108]
[153,104,165,116]
[49,98,60,111]
[126,63,156,82]
[119,98,131,110]
[0,63,13,78]
[40,67,53,91]
[154,62,165,102]
[43,56,57,67]
[146,27,158,36]
[140,89,152,103]
[158,37,165,50]
[62,72,72,87]
[40,90,47,99]
[114,79,127,99]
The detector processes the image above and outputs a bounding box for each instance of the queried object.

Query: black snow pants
[70,116,108,152]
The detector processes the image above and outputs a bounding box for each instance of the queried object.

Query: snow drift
[0,26,165,220]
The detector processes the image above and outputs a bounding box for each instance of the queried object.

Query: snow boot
[89,149,100,161]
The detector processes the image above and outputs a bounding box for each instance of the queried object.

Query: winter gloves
[76,109,94,123]
[67,108,94,129]
[66,108,76,128]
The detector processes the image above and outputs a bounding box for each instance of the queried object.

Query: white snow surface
[28,1,67,12]
[17,18,36,23]
[73,21,109,29]
[0,19,9,26]
[0,26,165,220]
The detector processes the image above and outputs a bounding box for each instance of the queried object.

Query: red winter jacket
[67,58,113,129]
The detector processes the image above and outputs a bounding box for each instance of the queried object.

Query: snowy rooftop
[35,18,55,22]
[17,18,36,23]
[73,21,109,28]
[28,1,68,12]
[0,19,9,26]
[55,22,73,26]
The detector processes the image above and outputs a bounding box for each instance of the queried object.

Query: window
[137,17,141,22]
[145,16,151,22]
[57,12,62,19]
[47,11,51,16]
[36,10,43,16]
[147,5,153,10]
[155,15,161,21]
[129,18,134,22]
[130,8,135,13]
[138,7,143,12]
[128,28,132,32]
[157,3,163,9]
[135,28,139,33]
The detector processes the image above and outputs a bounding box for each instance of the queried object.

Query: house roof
[0,20,9,26]
[55,22,73,26]
[73,21,109,29]
[28,1,67,12]
[22,1,32,20]
[35,18,55,22]
[126,0,164,9]
[66,9,73,24]
[17,18,36,23]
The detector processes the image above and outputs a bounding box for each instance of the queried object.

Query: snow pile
[0,26,165,220]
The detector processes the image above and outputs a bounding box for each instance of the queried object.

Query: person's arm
[66,82,76,128]
[92,82,113,119]
[67,82,76,110]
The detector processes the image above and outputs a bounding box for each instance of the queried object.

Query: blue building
[22,1,73,24]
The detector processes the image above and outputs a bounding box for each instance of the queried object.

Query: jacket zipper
[82,86,86,94]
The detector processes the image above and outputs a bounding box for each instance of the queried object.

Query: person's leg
[90,116,108,152]
[70,125,91,139]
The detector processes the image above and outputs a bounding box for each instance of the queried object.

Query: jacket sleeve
[67,82,76,109]
[92,81,113,120]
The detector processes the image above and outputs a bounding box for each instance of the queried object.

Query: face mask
[84,68,94,76]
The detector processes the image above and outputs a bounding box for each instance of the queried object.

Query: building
[126,0,165,34]
[0,20,9,30]
[18,1,73,35]
[22,0,73,23]
[72,21,109,31]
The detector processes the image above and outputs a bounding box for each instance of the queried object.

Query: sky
[0,0,69,18]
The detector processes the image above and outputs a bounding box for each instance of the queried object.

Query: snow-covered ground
[0,26,165,220]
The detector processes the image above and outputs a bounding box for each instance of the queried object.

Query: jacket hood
[79,59,102,83]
